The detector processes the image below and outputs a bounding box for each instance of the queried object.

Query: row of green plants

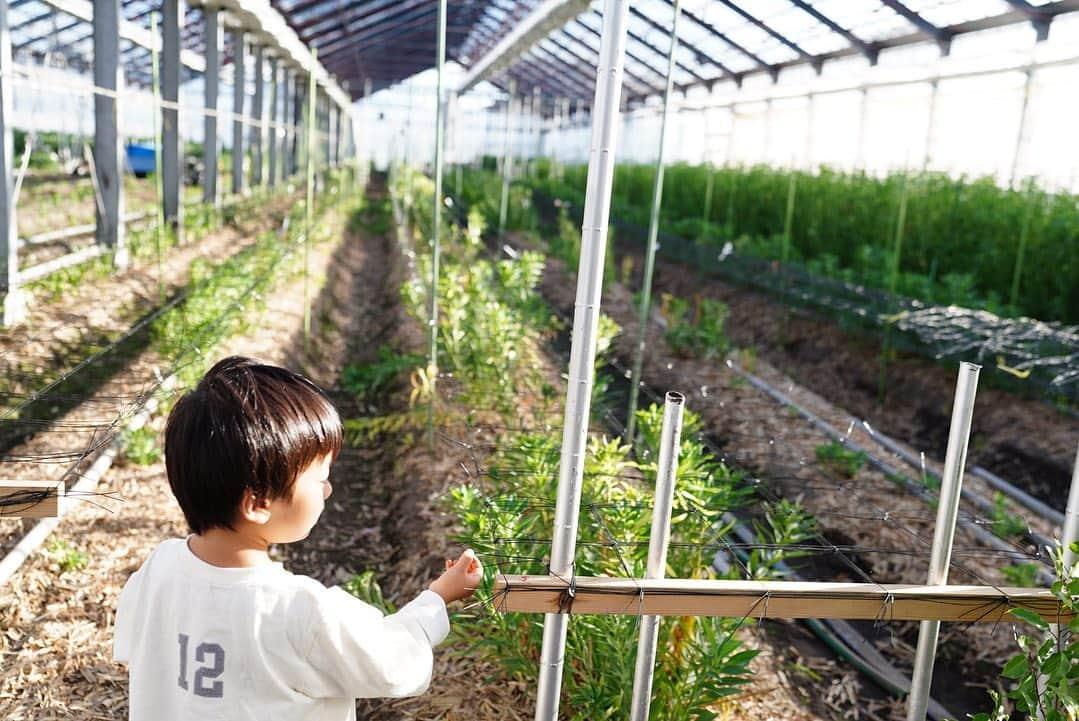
[519,161,1078,325]
[494,164,1077,719]
[337,166,825,720]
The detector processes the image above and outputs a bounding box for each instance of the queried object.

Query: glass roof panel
[696,2,800,66]
[905,0,1013,28]
[809,0,910,42]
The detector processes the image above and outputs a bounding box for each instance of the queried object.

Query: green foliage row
[529,162,1079,324]
[372,165,820,720]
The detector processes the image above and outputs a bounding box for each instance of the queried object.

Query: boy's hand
[429,549,483,604]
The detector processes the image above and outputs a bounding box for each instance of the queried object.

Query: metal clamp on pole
[630,391,685,721]
[906,362,980,721]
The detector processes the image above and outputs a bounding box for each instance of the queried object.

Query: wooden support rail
[0,481,64,519]
[493,575,1073,623]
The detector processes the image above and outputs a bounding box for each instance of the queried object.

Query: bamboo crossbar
[493,575,1073,623]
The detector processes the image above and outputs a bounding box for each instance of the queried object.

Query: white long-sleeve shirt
[114,538,449,721]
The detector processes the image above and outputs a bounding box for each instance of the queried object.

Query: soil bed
[630,243,1077,508]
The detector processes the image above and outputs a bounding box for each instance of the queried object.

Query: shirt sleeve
[113,553,151,664]
[296,587,450,700]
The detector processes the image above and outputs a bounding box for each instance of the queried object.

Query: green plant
[341,345,424,406]
[1001,563,1041,588]
[662,293,731,360]
[120,425,161,466]
[972,543,1078,721]
[985,492,1029,540]
[46,538,88,573]
[814,440,867,478]
[343,570,396,614]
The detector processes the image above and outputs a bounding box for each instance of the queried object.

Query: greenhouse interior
[0,1,1077,719]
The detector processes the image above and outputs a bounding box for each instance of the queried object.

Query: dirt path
[0,200,352,719]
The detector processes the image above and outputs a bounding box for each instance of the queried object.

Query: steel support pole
[231,30,246,196]
[161,0,183,241]
[922,79,938,171]
[535,3,630,720]
[0,0,23,326]
[1008,67,1034,188]
[626,0,680,446]
[906,362,981,721]
[855,86,868,171]
[293,74,305,178]
[303,69,315,348]
[497,81,516,242]
[427,0,447,449]
[251,44,263,187]
[203,7,221,206]
[629,391,685,721]
[268,56,278,188]
[94,0,127,268]
[1064,442,1079,571]
[285,70,296,178]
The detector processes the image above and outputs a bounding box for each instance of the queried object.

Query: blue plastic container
[125,144,156,177]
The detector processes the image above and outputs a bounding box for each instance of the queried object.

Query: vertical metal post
[331,104,339,167]
[304,69,315,349]
[625,0,680,446]
[161,0,183,242]
[293,73,305,178]
[251,44,264,187]
[629,391,685,721]
[536,2,630,720]
[268,56,278,188]
[0,7,13,304]
[922,79,938,171]
[286,69,297,178]
[427,0,447,449]
[231,30,246,196]
[498,81,516,242]
[203,7,221,206]
[94,0,127,268]
[855,86,869,171]
[805,92,815,170]
[1008,67,1034,188]
[151,13,166,304]
[0,0,23,326]
[906,362,981,721]
[762,97,773,163]
[1064,442,1079,571]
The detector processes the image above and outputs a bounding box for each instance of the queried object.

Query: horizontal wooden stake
[0,481,64,519]
[492,575,1073,624]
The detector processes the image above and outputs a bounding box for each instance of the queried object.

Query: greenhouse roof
[8,0,1079,102]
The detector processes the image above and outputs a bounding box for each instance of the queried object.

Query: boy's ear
[239,489,272,525]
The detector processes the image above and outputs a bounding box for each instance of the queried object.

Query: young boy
[114,356,481,720]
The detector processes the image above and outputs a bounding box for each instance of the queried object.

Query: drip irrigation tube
[723,361,1055,586]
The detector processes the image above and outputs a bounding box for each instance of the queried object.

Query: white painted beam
[38,0,206,72]
[459,0,591,94]
[189,0,350,109]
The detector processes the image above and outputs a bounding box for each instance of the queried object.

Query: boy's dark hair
[165,356,343,534]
